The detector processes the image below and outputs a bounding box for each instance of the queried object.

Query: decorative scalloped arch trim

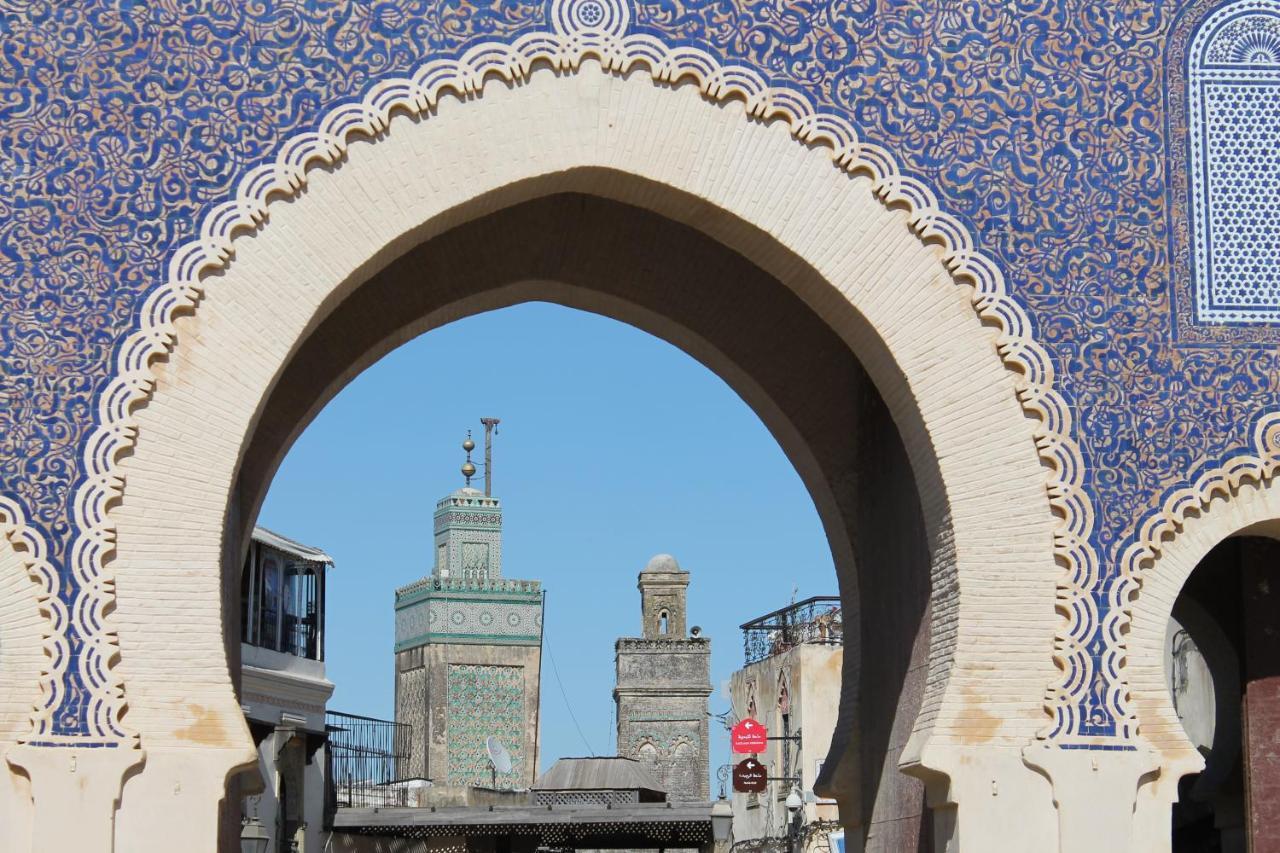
[59,1,1104,743]
[1115,411,1280,737]
[0,496,69,742]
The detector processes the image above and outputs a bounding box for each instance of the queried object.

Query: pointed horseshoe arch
[1124,413,1280,753]
[1121,412,1280,834]
[24,2,1104,842]
[47,0,1102,755]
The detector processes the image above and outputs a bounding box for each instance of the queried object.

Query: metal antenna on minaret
[480,418,501,496]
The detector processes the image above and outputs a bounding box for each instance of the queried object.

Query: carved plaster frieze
[57,0,1104,745]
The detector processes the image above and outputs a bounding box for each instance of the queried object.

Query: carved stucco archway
[1122,413,1280,843]
[101,64,1065,848]
[0,2,1101,848]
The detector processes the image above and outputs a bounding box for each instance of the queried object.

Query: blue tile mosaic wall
[1,0,1278,743]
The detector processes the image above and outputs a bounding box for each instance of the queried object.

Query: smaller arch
[635,739,659,768]
[1127,474,1280,850]
[1121,414,1280,845]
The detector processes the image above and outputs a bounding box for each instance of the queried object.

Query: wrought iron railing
[740,597,842,665]
[325,711,412,817]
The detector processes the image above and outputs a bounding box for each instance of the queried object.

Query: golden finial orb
[461,430,477,484]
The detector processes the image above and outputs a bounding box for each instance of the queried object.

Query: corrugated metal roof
[252,525,334,565]
[533,757,666,794]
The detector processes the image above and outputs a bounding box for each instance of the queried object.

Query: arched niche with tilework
[1188,0,1280,323]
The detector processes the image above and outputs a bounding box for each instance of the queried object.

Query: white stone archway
[90,60,1071,851]
[1124,414,1280,848]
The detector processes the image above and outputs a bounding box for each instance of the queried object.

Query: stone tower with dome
[613,554,712,801]
[393,425,544,788]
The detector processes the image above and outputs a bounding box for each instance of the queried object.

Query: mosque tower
[613,554,712,801]
[393,420,544,788]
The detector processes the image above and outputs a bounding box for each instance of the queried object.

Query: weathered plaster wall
[0,520,38,850]
[0,525,44,746]
[615,636,712,802]
[729,643,843,849]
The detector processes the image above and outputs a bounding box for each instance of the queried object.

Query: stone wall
[615,637,712,801]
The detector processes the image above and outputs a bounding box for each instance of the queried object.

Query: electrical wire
[544,635,595,756]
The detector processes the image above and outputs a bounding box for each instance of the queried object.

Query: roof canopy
[252,525,334,566]
[534,757,665,795]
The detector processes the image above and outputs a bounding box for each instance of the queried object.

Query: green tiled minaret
[393,422,544,788]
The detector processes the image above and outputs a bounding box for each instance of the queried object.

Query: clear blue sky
[259,302,837,783]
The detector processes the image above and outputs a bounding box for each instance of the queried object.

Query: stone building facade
[394,485,543,788]
[238,527,335,853]
[614,555,711,802]
[729,598,844,853]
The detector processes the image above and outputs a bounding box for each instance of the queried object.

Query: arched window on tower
[1188,0,1280,323]
[637,741,660,777]
[659,609,669,635]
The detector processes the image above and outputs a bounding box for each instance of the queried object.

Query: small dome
[643,553,682,573]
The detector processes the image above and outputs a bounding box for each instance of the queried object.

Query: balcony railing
[740,596,842,665]
[325,711,412,819]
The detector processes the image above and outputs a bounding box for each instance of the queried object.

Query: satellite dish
[486,736,513,783]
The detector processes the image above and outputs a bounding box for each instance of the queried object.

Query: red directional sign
[733,757,767,793]
[731,718,768,753]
